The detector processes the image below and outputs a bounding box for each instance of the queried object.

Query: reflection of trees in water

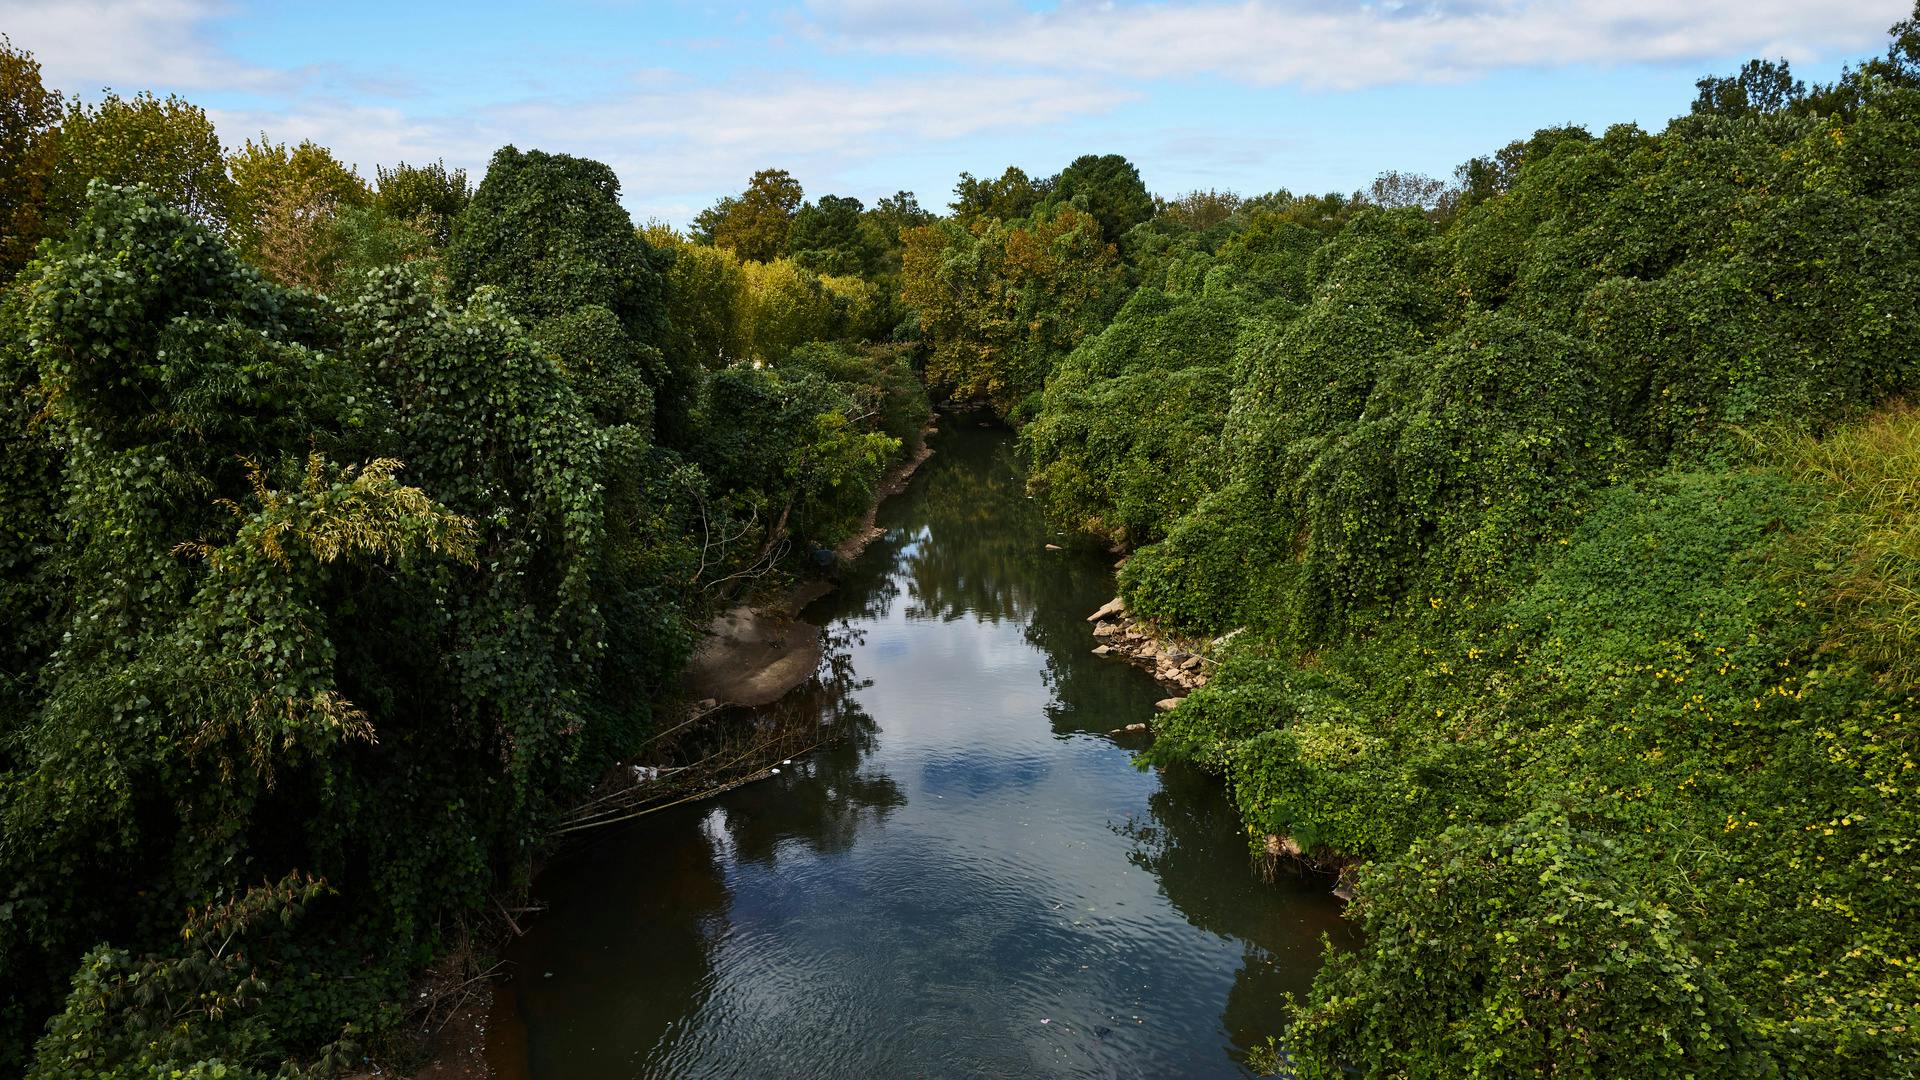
[705,619,907,864]
[898,431,1053,623]
[1118,764,1357,1066]
[516,620,910,1076]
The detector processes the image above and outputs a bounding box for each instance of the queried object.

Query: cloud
[2,0,284,93]
[214,72,1135,222]
[801,0,1908,89]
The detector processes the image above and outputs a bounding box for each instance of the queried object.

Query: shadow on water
[501,422,1351,1078]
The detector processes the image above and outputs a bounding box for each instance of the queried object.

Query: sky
[3,1,1912,226]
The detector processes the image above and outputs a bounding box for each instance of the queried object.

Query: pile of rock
[1086,596,1211,696]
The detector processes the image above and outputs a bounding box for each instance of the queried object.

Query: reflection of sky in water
[507,425,1353,1079]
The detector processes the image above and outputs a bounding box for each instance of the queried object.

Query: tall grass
[1789,402,1920,684]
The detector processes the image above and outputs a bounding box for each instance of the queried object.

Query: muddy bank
[677,429,935,711]
[678,587,832,709]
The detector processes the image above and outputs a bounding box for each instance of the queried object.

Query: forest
[2,5,1919,1076]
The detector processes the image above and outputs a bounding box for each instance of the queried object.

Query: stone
[1180,655,1203,671]
[1087,597,1126,622]
[1155,697,1183,711]
[1165,647,1191,664]
[1092,645,1113,657]
[1092,622,1120,638]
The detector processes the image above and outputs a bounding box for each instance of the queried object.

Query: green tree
[1047,153,1154,241]
[787,193,873,274]
[694,168,804,262]
[645,223,749,369]
[374,158,471,245]
[226,137,372,287]
[0,35,61,276]
[448,146,682,435]
[1692,57,1806,117]
[43,90,232,235]
[902,203,1124,415]
[950,165,1049,224]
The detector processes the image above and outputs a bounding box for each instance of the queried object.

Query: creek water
[497,422,1352,1078]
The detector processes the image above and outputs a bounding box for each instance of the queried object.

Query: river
[496,421,1352,1078]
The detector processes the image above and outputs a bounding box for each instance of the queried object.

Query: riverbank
[678,426,937,711]
[408,428,939,1080]
[490,422,1352,1077]
[1085,596,1357,895]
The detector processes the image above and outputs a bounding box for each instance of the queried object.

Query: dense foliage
[7,9,1920,1076]
[0,45,928,1074]
[1016,12,1920,1076]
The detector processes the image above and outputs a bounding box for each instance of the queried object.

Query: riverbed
[496,423,1351,1078]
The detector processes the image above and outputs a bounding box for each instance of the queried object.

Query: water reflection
[504,422,1347,1078]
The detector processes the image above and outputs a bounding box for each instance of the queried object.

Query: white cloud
[214,72,1134,223]
[802,0,1908,90]
[1,0,284,93]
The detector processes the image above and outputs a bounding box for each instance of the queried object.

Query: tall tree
[42,91,232,235]
[1366,170,1449,212]
[1048,153,1155,241]
[449,146,681,434]
[226,137,372,287]
[693,168,804,262]
[374,159,471,245]
[1692,58,1806,117]
[787,193,872,274]
[902,203,1124,414]
[0,36,61,276]
[951,166,1049,224]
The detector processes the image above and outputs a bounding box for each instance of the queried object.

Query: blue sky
[4,1,1910,226]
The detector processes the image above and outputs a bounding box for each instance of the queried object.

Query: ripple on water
[506,425,1354,1079]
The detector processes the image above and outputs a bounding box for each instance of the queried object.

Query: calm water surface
[502,423,1352,1078]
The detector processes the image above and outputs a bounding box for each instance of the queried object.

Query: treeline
[6,7,1920,1075]
[0,37,930,1076]
[998,14,1920,1080]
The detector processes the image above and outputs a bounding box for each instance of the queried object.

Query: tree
[1692,57,1806,117]
[1365,169,1448,212]
[787,193,872,274]
[646,223,749,369]
[1156,189,1242,233]
[694,168,804,262]
[1452,124,1593,209]
[448,145,681,433]
[374,159,471,245]
[0,35,61,276]
[951,166,1049,224]
[42,90,232,234]
[226,137,372,287]
[1048,153,1155,241]
[902,203,1124,414]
